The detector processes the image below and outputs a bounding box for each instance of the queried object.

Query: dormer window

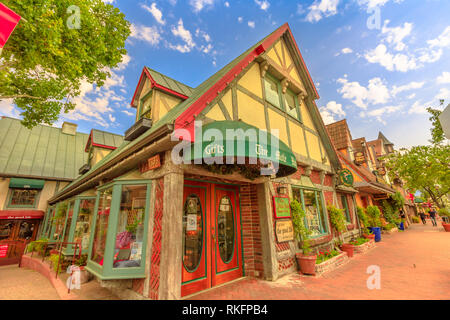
[139,91,152,120]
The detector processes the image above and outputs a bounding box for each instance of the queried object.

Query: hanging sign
[275,220,294,243]
[139,154,161,173]
[377,167,386,175]
[186,214,197,231]
[273,196,291,219]
[354,152,365,165]
[339,169,354,187]
[0,244,8,258]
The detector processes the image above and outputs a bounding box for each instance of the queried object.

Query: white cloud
[305,0,339,23]
[169,19,195,53]
[319,101,346,125]
[141,3,165,25]
[122,110,134,116]
[391,81,425,96]
[364,105,402,125]
[238,17,243,23]
[364,44,418,72]
[357,0,404,9]
[408,100,428,114]
[129,24,161,46]
[248,21,255,28]
[337,76,390,109]
[427,26,450,48]
[435,88,450,101]
[108,114,116,123]
[341,47,353,54]
[381,20,412,51]
[255,0,270,11]
[190,0,215,12]
[195,29,211,42]
[437,72,450,84]
[0,99,20,118]
[224,1,230,7]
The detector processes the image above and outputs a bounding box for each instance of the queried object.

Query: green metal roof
[90,129,124,150]
[0,117,89,180]
[146,67,195,97]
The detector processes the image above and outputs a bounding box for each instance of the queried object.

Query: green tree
[384,145,450,208]
[426,105,445,145]
[0,0,130,128]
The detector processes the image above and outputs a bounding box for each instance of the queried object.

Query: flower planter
[339,244,354,258]
[295,253,317,276]
[442,223,450,232]
[363,233,375,240]
[353,239,376,254]
[315,252,349,276]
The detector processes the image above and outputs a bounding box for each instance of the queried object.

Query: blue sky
[2,0,450,148]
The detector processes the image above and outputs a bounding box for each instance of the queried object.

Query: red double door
[181,180,242,297]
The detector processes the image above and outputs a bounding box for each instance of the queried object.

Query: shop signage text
[0,244,8,258]
[273,196,291,219]
[275,220,294,243]
[140,154,161,173]
[339,169,354,187]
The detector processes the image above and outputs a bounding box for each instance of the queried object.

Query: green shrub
[357,207,369,228]
[366,205,382,227]
[383,223,397,231]
[350,237,370,246]
[438,208,450,217]
[327,205,347,233]
[412,216,420,223]
[316,249,340,264]
[291,199,312,255]
[49,254,64,273]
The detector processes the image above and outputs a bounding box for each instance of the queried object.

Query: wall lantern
[277,186,288,195]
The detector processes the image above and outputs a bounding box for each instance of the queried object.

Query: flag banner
[0,2,21,48]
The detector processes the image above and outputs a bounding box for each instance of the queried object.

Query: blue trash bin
[369,227,382,242]
[399,222,404,231]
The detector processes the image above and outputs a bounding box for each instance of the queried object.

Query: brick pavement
[188,222,450,300]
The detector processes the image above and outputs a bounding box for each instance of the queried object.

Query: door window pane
[53,202,69,241]
[264,77,281,108]
[0,221,14,240]
[74,199,95,250]
[303,190,322,237]
[183,195,203,272]
[113,185,147,269]
[217,196,234,263]
[341,195,351,223]
[18,221,36,240]
[44,208,55,238]
[91,188,112,265]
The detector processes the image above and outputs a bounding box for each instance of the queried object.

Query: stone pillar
[158,167,184,300]
[256,182,279,281]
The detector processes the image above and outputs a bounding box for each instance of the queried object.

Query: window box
[124,118,152,142]
[86,180,151,280]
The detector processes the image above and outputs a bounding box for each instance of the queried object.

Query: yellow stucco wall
[37,181,58,211]
[0,178,10,210]
[156,91,182,121]
[237,91,266,130]
[221,89,233,119]
[238,63,263,98]
[205,104,226,121]
[288,121,307,156]
[300,101,316,132]
[93,148,112,166]
[305,131,322,162]
[267,109,289,147]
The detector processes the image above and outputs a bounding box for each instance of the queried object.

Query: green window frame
[283,88,302,123]
[264,74,283,110]
[40,206,53,239]
[340,195,352,223]
[7,188,41,208]
[138,90,153,120]
[86,179,152,280]
[292,186,329,238]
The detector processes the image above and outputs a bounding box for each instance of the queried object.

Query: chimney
[61,122,78,135]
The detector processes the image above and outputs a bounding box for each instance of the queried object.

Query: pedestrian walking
[419,210,427,225]
[429,207,438,227]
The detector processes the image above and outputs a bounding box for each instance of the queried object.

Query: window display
[91,188,112,265]
[113,185,147,268]
[9,188,39,207]
[0,221,13,240]
[217,196,234,263]
[73,199,95,250]
[292,187,328,237]
[63,201,75,243]
[53,202,68,241]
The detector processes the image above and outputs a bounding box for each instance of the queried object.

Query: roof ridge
[91,128,124,137]
[145,67,195,89]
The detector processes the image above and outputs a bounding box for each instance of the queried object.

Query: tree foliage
[426,106,445,145]
[0,0,131,128]
[384,145,450,208]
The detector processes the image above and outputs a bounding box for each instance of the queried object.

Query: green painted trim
[341,195,351,223]
[60,200,75,245]
[181,276,207,285]
[6,188,41,209]
[87,192,101,263]
[238,186,245,277]
[64,197,96,255]
[232,85,238,121]
[236,84,265,105]
[218,99,232,121]
[302,127,311,159]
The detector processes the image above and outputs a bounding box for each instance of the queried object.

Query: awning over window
[184,121,298,178]
[9,178,45,189]
[0,210,45,220]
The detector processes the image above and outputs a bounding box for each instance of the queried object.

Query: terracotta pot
[340,244,354,258]
[295,253,317,275]
[442,223,450,232]
[363,234,375,240]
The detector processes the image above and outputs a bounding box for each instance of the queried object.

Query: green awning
[184,121,297,178]
[9,178,45,189]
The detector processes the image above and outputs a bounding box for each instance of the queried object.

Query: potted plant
[357,207,374,239]
[438,208,450,232]
[291,199,316,275]
[366,205,382,242]
[328,204,354,257]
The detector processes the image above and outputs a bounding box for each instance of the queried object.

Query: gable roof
[84,129,124,152]
[326,119,353,150]
[378,131,394,146]
[0,117,89,181]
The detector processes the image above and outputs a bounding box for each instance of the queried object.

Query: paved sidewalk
[188,223,450,300]
[0,265,60,300]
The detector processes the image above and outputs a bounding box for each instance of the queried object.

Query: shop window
[264,76,281,109]
[183,194,203,272]
[217,196,234,263]
[0,221,13,240]
[292,187,328,237]
[8,189,39,207]
[341,195,351,223]
[113,185,147,269]
[18,221,36,240]
[74,199,96,251]
[53,202,69,241]
[63,201,75,243]
[284,90,301,121]
[91,188,113,265]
